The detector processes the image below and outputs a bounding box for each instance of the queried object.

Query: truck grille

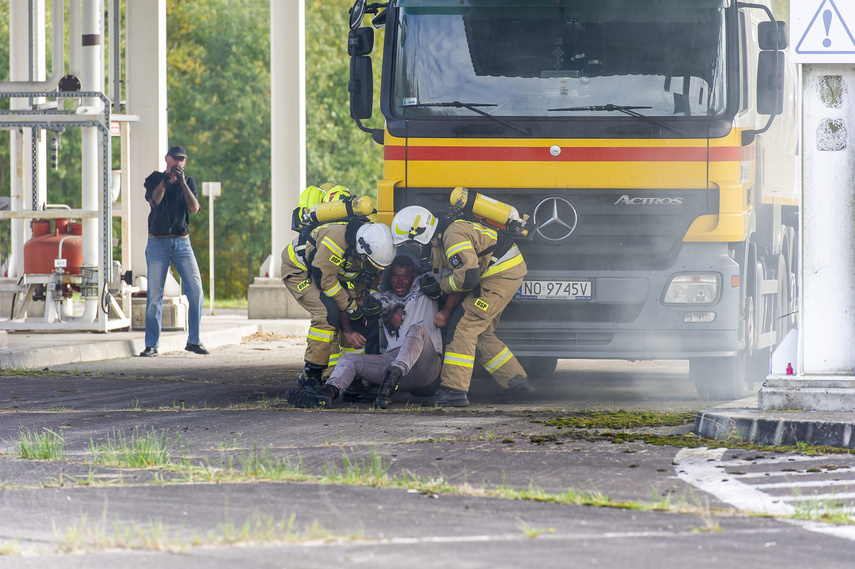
[401,187,717,271]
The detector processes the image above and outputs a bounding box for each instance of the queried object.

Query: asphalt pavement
[1,309,853,448]
[0,312,853,566]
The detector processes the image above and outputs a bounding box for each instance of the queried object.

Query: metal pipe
[69,0,81,78]
[79,0,103,324]
[0,0,66,93]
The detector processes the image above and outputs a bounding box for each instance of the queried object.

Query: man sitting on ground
[285,255,458,409]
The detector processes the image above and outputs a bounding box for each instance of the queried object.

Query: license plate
[516,280,592,300]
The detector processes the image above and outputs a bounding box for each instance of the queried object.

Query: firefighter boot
[342,378,378,403]
[422,385,470,408]
[296,362,326,392]
[500,374,536,403]
[286,384,340,409]
[374,366,404,409]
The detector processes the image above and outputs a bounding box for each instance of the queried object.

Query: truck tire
[517,356,558,380]
[690,355,747,400]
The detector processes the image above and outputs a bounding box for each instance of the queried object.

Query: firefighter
[281,219,395,390]
[391,205,536,407]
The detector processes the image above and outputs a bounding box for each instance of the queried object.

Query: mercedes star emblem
[533,197,578,242]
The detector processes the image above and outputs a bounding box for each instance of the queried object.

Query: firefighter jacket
[281,222,372,312]
[432,219,526,295]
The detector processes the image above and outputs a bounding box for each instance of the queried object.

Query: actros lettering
[614,195,684,205]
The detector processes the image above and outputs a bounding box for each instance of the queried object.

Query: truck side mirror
[349,56,373,120]
[348,27,374,57]
[758,20,788,50]
[757,52,785,116]
[349,0,366,30]
[756,20,787,116]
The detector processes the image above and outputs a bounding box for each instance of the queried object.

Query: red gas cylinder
[23,218,84,275]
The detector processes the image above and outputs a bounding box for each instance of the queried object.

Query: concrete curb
[694,398,855,449]
[0,318,311,371]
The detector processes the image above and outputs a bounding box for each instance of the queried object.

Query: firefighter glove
[419,273,443,300]
[362,296,383,321]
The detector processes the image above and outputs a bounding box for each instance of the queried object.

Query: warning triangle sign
[796,0,855,54]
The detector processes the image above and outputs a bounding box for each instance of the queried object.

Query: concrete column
[8,1,49,278]
[125,0,168,279]
[8,1,29,279]
[270,0,306,279]
[760,65,855,411]
[247,0,307,319]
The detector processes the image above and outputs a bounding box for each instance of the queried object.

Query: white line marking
[675,447,855,542]
[752,479,855,490]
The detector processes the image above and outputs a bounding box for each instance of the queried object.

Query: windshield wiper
[548,104,684,135]
[408,101,531,136]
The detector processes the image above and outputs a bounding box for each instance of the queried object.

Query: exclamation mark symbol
[823,9,833,48]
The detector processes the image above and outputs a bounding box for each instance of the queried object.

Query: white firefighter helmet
[391,206,437,246]
[355,223,395,269]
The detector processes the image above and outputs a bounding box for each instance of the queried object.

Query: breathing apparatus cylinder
[449,187,528,236]
[300,195,375,226]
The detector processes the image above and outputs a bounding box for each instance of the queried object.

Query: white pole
[209,190,215,315]
[760,4,855,411]
[202,182,220,315]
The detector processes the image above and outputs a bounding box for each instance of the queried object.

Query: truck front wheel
[517,356,558,380]
[690,354,747,400]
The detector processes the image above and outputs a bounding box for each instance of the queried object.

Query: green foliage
[305,0,384,200]
[164,0,383,297]
[17,427,67,460]
[166,0,272,299]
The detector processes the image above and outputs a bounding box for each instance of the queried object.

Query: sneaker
[500,375,536,403]
[139,346,158,357]
[286,385,337,409]
[185,342,210,355]
[421,385,469,408]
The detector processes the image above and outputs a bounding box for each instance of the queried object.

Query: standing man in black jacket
[139,145,208,357]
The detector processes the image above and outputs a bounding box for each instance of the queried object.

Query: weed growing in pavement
[87,428,175,468]
[211,512,348,546]
[52,509,345,553]
[16,427,66,460]
[323,451,390,486]
[54,512,183,553]
[517,520,555,538]
[218,434,243,449]
[528,410,855,455]
[0,541,21,555]
[235,445,308,480]
[127,398,141,410]
[535,410,697,430]
[792,488,855,525]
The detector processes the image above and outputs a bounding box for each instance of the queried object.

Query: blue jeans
[144,236,204,348]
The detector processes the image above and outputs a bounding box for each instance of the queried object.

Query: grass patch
[87,428,176,468]
[535,410,697,430]
[792,489,855,525]
[54,509,345,553]
[16,427,66,460]
[528,411,855,455]
[323,451,391,486]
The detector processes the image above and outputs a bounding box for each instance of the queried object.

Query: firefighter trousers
[282,270,343,368]
[440,272,526,393]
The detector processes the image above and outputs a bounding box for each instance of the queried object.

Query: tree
[305,0,383,200]
[166,0,272,299]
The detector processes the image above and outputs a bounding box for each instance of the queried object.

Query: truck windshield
[391,0,728,119]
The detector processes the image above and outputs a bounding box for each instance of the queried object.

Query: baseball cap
[167,145,187,159]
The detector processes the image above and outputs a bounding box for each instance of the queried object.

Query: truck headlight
[662,273,720,305]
